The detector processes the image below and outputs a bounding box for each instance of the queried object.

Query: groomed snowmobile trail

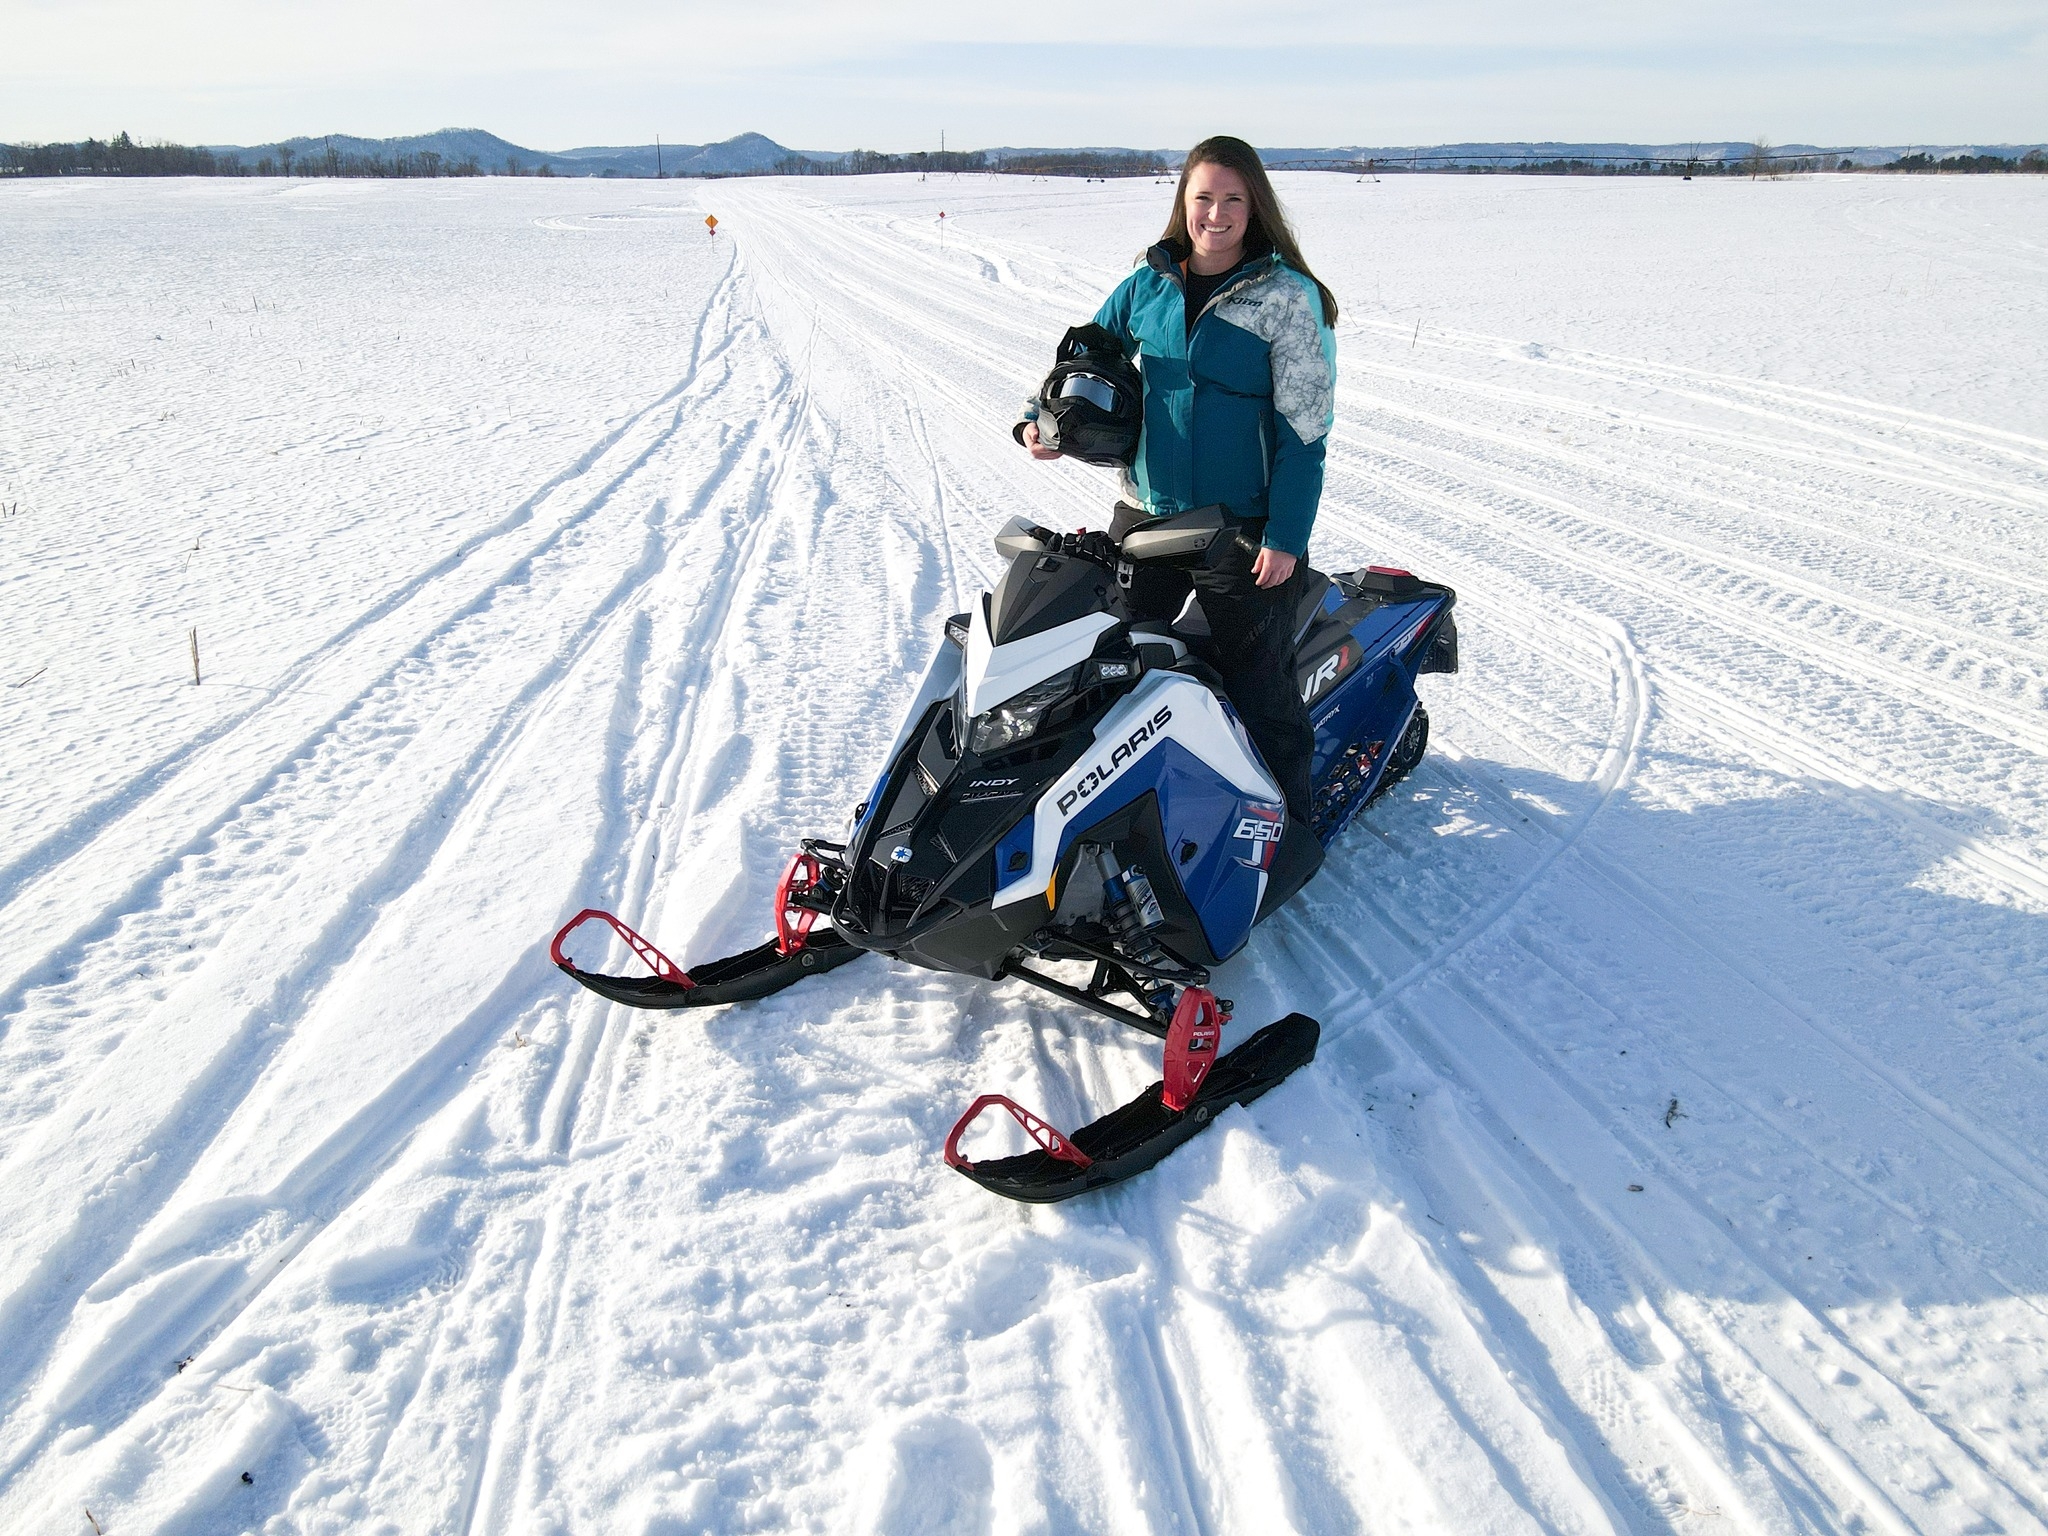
[2,174,2046,1534]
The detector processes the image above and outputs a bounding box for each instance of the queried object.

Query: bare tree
[1746,138,1775,180]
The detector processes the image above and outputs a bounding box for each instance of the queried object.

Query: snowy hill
[196,130,2048,179]
[1261,140,2048,166]
[548,132,826,177]
[205,128,826,177]
[1,171,2046,1533]
[205,126,540,170]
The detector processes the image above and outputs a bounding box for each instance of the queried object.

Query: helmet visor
[1055,373,1120,413]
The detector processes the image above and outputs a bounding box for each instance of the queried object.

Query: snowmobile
[551,507,1457,1202]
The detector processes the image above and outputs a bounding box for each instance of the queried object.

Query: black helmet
[1027,324,1142,465]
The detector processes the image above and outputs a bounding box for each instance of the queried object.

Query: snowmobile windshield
[989,548,1126,647]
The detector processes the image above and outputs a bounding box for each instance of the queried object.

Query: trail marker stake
[189,627,200,685]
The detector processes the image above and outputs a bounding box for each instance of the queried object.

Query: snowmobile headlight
[968,667,1079,755]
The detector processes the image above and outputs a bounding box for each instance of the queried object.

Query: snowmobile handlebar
[1002,508,1248,578]
[1019,525,1123,570]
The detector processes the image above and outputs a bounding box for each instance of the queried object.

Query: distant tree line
[767,148,1168,178]
[996,151,1172,177]
[1301,146,2048,177]
[771,149,991,176]
[1,132,230,176]
[1886,151,2047,173]
[0,131,497,178]
[8,132,2041,182]
[250,143,490,177]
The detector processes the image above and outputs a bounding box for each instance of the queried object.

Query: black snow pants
[1110,503,1316,823]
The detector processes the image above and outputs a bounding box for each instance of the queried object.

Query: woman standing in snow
[1018,135,1339,825]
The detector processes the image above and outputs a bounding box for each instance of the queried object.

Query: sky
[5,0,2043,150]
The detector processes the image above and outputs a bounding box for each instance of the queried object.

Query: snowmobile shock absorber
[1105,869,1168,967]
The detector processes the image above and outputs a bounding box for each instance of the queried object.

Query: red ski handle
[549,908,692,988]
[945,1095,1093,1171]
[775,851,826,955]
[1163,986,1228,1113]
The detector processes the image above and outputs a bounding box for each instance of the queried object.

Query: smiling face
[1183,161,1252,275]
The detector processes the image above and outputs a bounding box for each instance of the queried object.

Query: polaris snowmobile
[551,507,1457,1202]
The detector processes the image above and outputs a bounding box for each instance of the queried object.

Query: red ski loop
[775,851,826,956]
[1163,986,1228,1112]
[549,909,692,989]
[945,1095,1093,1171]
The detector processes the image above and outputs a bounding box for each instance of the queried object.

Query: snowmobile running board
[944,1013,1319,1203]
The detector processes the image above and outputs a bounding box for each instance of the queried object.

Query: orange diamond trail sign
[705,214,718,236]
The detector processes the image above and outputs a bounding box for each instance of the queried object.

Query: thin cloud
[3,0,2040,146]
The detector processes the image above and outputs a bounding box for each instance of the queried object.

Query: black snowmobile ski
[550,851,862,1008]
[945,1010,1320,1203]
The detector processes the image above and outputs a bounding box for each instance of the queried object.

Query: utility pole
[656,134,662,178]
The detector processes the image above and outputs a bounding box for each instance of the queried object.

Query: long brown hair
[1161,135,1339,327]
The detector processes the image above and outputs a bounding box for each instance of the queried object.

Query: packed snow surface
[3,171,2047,1535]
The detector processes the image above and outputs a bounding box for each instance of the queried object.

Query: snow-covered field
[2,170,2046,1534]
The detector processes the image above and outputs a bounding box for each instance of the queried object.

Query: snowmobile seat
[1166,572,1334,649]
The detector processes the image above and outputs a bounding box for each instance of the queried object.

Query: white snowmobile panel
[964,602,1117,715]
[992,671,1284,911]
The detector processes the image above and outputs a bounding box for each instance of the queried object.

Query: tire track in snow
[1381,964,2041,1534]
[0,240,744,909]
[1345,315,2048,508]
[0,469,770,1530]
[1334,380,2048,659]
[0,248,747,1029]
[0,269,785,1504]
[0,489,668,1487]
[1331,432,2048,765]
[1303,614,1650,1042]
[1254,503,2036,1529]
[139,287,803,1535]
[1311,447,2048,908]
[436,259,891,1533]
[445,324,820,1526]
[1277,828,2035,1532]
[1273,670,2048,1528]
[1307,502,2048,1358]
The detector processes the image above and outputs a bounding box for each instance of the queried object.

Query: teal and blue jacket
[1075,242,1336,558]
